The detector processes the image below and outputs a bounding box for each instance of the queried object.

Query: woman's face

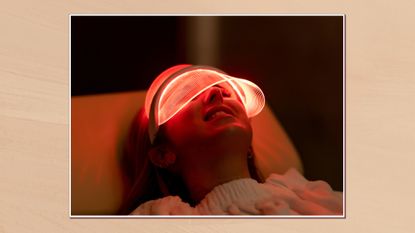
[162,83,253,156]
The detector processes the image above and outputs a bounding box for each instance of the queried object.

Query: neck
[179,150,251,205]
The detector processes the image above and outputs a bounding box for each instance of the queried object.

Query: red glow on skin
[161,85,253,203]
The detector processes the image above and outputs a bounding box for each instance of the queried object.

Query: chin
[209,122,252,146]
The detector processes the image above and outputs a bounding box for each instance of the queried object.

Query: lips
[204,106,235,121]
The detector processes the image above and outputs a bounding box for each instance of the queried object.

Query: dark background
[71,16,344,191]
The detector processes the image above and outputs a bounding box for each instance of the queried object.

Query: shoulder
[264,169,343,215]
[265,168,341,196]
[265,168,308,189]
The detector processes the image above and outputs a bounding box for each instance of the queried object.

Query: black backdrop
[71,16,344,191]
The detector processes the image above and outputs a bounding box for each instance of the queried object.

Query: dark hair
[118,107,263,214]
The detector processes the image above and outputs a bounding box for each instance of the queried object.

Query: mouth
[204,106,235,122]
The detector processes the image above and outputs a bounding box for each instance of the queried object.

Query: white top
[130,168,343,215]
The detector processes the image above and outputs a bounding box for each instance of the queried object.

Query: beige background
[1,0,414,232]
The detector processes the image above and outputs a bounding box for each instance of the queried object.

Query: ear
[148,146,177,168]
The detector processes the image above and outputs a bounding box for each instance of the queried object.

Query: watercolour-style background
[1,0,414,232]
[71,16,343,191]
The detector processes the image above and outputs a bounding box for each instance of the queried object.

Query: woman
[119,64,342,215]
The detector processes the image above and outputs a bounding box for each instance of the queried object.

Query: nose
[203,86,224,105]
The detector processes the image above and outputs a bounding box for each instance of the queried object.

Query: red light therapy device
[145,65,266,144]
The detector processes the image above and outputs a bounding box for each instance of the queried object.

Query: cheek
[164,105,206,144]
[229,99,249,120]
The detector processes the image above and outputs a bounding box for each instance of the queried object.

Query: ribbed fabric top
[196,178,266,215]
[130,168,343,215]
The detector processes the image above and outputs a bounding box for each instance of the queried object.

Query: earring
[158,151,176,168]
[149,147,176,168]
[247,147,254,159]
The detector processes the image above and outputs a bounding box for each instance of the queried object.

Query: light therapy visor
[145,65,266,144]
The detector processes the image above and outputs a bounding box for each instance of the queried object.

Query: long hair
[118,107,264,214]
[118,108,159,214]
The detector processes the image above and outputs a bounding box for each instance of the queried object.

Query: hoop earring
[247,146,254,159]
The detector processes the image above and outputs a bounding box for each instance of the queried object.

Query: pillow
[71,91,302,215]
